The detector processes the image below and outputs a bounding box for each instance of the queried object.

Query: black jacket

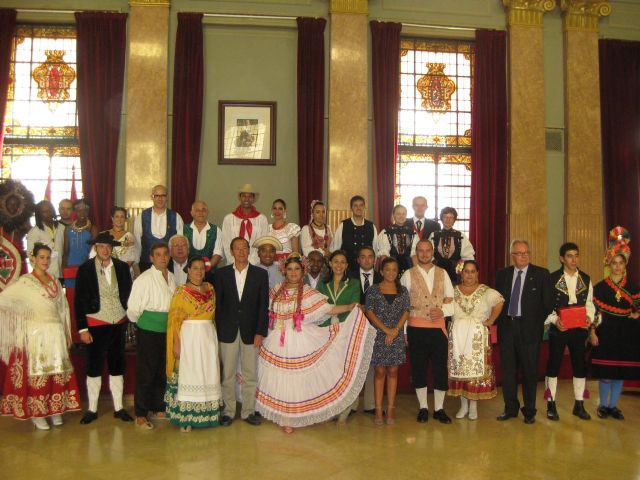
[495,263,554,344]
[405,218,440,241]
[348,268,383,304]
[213,264,269,344]
[74,257,133,331]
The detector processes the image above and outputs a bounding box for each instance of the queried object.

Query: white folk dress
[256,284,375,427]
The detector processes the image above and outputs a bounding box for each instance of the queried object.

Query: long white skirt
[256,308,375,428]
[177,321,222,403]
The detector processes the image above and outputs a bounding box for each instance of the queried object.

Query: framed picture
[218,101,277,165]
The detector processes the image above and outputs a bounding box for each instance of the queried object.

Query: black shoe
[220,415,233,427]
[363,409,376,415]
[596,406,609,419]
[433,409,452,424]
[524,415,536,425]
[546,401,559,421]
[572,401,591,420]
[253,411,263,419]
[113,409,134,422]
[496,412,518,421]
[417,408,429,423]
[349,409,357,417]
[80,411,98,425]
[609,407,625,420]
[244,413,262,426]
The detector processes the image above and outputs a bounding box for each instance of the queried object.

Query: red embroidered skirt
[0,350,81,420]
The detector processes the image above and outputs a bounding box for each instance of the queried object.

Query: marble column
[561,0,611,282]
[503,0,556,266]
[124,0,170,212]
[327,0,369,224]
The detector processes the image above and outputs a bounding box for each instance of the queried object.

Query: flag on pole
[43,160,52,201]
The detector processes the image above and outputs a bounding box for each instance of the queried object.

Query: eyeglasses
[511,251,530,256]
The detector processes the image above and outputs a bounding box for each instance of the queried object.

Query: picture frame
[218,100,277,165]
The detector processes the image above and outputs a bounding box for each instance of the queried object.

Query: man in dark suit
[495,239,553,424]
[75,232,133,424]
[405,196,440,241]
[348,245,382,414]
[213,237,269,427]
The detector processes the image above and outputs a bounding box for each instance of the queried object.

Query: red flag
[43,161,52,201]
[70,165,78,202]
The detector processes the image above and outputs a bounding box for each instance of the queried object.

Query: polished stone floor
[1,380,638,480]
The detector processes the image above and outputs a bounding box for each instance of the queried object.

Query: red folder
[558,305,588,329]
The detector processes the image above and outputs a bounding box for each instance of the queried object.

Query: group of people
[0,183,638,433]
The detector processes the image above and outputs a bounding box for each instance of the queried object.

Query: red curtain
[0,9,16,153]
[370,21,401,227]
[297,17,326,222]
[600,39,640,278]
[469,30,508,286]
[170,13,204,223]
[75,12,127,231]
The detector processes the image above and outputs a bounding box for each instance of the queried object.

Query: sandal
[282,426,294,434]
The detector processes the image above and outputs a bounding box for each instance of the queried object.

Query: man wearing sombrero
[74,232,134,424]
[221,184,268,265]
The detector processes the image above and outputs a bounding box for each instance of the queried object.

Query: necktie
[363,273,371,292]
[508,270,523,317]
[416,220,422,233]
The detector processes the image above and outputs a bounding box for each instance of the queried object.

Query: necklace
[71,219,92,233]
[31,271,59,298]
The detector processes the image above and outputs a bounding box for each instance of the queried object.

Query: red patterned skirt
[0,350,81,420]
[448,346,497,400]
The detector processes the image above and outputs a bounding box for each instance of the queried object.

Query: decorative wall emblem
[31,50,76,109]
[417,63,456,112]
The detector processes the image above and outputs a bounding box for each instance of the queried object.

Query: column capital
[330,0,368,14]
[561,0,611,32]
[129,0,170,6]
[503,0,557,26]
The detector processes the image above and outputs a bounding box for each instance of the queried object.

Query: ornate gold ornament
[503,0,557,26]
[560,0,611,32]
[31,50,76,110]
[417,63,456,113]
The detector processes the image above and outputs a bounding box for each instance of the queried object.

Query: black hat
[87,231,122,247]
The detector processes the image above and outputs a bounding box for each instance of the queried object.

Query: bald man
[133,185,184,272]
[184,200,223,271]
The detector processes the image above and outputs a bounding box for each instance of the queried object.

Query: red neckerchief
[232,205,260,239]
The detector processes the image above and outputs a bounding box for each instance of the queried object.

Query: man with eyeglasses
[133,185,184,272]
[495,240,553,424]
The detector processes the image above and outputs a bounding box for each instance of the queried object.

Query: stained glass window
[396,38,473,235]
[1,25,82,209]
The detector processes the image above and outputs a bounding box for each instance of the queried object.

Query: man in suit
[349,245,383,414]
[75,232,133,424]
[405,196,440,241]
[214,237,269,427]
[167,234,189,286]
[495,239,553,424]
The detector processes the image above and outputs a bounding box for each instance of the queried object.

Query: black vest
[385,224,415,274]
[432,229,463,283]
[550,268,591,309]
[340,218,375,271]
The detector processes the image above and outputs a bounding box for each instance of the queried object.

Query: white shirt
[234,263,250,299]
[545,270,595,325]
[268,223,301,254]
[133,209,184,262]
[27,224,65,278]
[400,265,455,317]
[300,224,332,256]
[374,228,418,257]
[127,265,177,322]
[330,217,378,252]
[221,212,269,265]
[359,267,375,293]
[98,258,114,287]
[190,222,223,257]
[306,273,321,289]
[172,259,188,286]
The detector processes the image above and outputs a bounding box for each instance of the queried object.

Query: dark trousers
[545,326,588,378]
[86,322,127,377]
[499,318,540,417]
[134,327,166,417]
[407,326,448,391]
